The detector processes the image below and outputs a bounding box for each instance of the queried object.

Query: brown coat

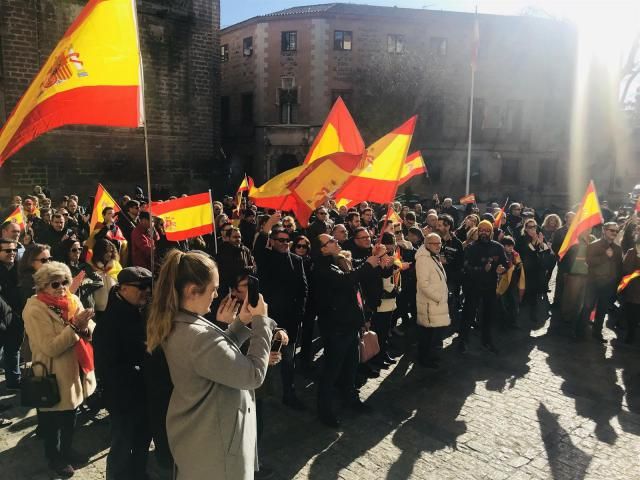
[622,248,640,304]
[23,295,96,412]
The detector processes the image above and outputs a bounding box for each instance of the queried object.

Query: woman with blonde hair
[455,214,480,243]
[88,239,122,315]
[462,226,479,249]
[23,261,96,478]
[541,214,562,243]
[147,250,276,479]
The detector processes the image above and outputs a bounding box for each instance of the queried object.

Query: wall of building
[0,0,220,201]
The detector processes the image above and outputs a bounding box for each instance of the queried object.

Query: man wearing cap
[459,220,508,353]
[93,267,153,480]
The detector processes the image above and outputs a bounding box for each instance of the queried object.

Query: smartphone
[247,275,260,308]
[271,339,283,352]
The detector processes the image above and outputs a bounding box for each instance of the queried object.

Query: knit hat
[478,220,494,232]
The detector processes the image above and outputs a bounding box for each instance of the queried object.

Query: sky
[219,0,637,28]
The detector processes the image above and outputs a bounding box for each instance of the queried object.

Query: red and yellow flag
[0,0,143,165]
[493,198,509,228]
[235,175,254,217]
[460,193,476,205]
[334,117,417,205]
[89,183,120,234]
[558,181,603,260]
[398,151,426,184]
[618,270,640,294]
[635,197,640,213]
[4,206,25,231]
[249,166,305,211]
[303,97,364,166]
[387,208,402,225]
[152,193,213,241]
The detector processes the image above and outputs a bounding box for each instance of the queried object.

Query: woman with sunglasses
[88,239,123,317]
[23,261,96,478]
[60,239,103,310]
[291,235,316,371]
[18,243,52,305]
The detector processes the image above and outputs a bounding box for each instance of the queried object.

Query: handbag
[21,361,61,408]
[359,329,380,363]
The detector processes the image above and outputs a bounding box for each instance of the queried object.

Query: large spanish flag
[152,193,213,241]
[89,183,120,234]
[4,207,26,231]
[249,166,305,211]
[334,116,417,205]
[303,97,364,166]
[558,180,603,260]
[0,0,143,166]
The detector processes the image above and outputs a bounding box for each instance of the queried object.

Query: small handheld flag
[4,206,25,231]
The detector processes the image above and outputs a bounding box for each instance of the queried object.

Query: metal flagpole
[465,8,479,196]
[208,189,218,255]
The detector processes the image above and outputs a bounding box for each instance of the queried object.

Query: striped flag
[89,183,120,234]
[4,206,25,231]
[460,193,476,205]
[151,193,213,241]
[618,270,640,294]
[558,181,603,260]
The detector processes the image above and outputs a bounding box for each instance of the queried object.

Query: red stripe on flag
[400,166,426,184]
[390,115,417,135]
[165,223,214,242]
[0,85,140,164]
[151,192,211,215]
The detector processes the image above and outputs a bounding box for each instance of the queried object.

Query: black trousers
[461,288,495,346]
[624,302,640,343]
[317,330,359,417]
[582,280,616,336]
[280,340,297,399]
[39,409,76,464]
[418,326,442,361]
[299,305,317,366]
[106,408,151,480]
[371,310,394,357]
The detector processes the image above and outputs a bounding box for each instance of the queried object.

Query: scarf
[36,291,94,375]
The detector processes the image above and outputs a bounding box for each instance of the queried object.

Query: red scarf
[37,292,94,375]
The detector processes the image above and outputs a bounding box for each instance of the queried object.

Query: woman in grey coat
[146,250,276,480]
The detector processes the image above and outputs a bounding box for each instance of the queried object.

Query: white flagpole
[466,8,479,196]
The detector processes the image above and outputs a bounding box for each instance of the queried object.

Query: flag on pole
[387,207,402,225]
[89,183,120,234]
[460,193,476,205]
[235,175,254,216]
[398,151,427,183]
[151,193,214,241]
[493,198,509,228]
[303,97,364,166]
[249,166,305,211]
[4,206,25,231]
[333,117,418,205]
[618,270,640,294]
[0,0,143,166]
[558,180,603,260]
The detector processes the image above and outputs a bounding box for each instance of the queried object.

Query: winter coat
[586,238,623,284]
[22,294,96,412]
[163,312,275,480]
[621,248,640,304]
[415,246,451,328]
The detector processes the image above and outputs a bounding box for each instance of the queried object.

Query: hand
[366,255,380,267]
[439,255,447,265]
[61,234,70,242]
[69,271,86,294]
[400,262,411,271]
[537,232,545,244]
[606,247,613,258]
[496,265,506,275]
[274,329,289,346]
[484,262,492,272]
[215,294,239,324]
[372,244,386,257]
[268,352,282,366]
[73,308,94,331]
[245,293,268,320]
[381,255,394,268]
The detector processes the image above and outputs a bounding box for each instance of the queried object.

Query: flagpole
[208,189,218,255]
[466,8,478,196]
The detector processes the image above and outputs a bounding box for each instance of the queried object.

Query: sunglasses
[273,238,289,243]
[70,248,81,253]
[295,244,309,249]
[50,279,70,289]
[320,237,337,248]
[317,212,328,216]
[1,248,18,253]
[36,257,52,263]
[283,223,293,228]
[125,283,152,290]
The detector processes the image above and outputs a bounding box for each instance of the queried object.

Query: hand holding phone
[247,275,260,308]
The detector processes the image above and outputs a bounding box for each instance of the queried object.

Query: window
[241,93,253,125]
[221,44,229,62]
[501,158,520,183]
[430,37,447,56]
[243,37,253,56]
[281,31,297,52]
[278,88,299,124]
[387,34,404,54]
[334,30,352,51]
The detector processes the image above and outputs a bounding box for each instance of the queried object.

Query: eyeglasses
[606,229,619,233]
[526,225,537,230]
[320,237,337,248]
[295,244,309,250]
[427,242,442,246]
[273,238,289,243]
[35,257,52,263]
[70,248,81,253]
[50,279,70,289]
[283,223,293,228]
[355,236,370,241]
[62,213,69,217]
[1,248,18,253]
[125,283,152,290]
[317,212,328,216]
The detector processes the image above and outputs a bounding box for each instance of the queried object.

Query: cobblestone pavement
[1,309,639,479]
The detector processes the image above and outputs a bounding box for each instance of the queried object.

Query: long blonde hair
[146,249,218,352]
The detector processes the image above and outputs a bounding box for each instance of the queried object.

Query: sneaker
[64,450,90,468]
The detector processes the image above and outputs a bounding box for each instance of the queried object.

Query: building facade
[0,0,221,200]
[221,3,639,206]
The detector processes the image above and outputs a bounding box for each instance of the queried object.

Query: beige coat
[163,312,276,480]
[415,246,451,328]
[22,295,96,412]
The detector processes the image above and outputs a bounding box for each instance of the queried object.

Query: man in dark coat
[93,267,152,480]
[254,216,308,410]
[215,226,256,295]
[0,239,22,389]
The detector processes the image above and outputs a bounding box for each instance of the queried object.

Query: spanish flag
[249,166,305,211]
[558,181,603,260]
[618,270,640,294]
[0,0,143,165]
[303,97,364,166]
[89,183,120,234]
[334,116,417,205]
[398,151,427,183]
[460,193,476,205]
[152,193,213,241]
[4,206,25,231]
[235,174,254,217]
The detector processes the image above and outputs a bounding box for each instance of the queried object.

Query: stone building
[221,3,639,206]
[0,0,220,201]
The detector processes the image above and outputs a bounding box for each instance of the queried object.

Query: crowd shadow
[537,402,592,480]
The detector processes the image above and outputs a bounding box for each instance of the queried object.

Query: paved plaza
[1,312,639,480]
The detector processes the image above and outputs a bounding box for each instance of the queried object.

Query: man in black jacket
[215,227,256,295]
[437,214,464,324]
[0,239,23,390]
[313,233,385,427]
[459,221,508,353]
[93,267,152,480]
[254,216,308,410]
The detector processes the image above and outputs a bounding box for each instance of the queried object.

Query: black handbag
[21,361,61,408]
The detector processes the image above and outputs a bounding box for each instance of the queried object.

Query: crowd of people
[0,185,638,479]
